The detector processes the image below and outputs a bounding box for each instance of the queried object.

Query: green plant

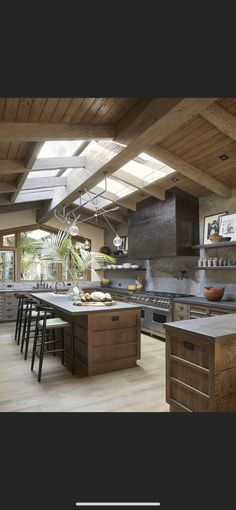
[20,232,42,279]
[40,228,116,280]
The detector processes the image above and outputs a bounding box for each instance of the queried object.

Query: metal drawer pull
[111,316,119,321]
[184,340,194,350]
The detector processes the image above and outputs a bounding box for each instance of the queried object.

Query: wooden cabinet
[173,301,233,321]
[63,308,141,376]
[166,327,236,412]
[0,294,4,320]
[173,302,190,321]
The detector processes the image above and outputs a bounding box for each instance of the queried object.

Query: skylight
[96,177,136,198]
[37,140,85,158]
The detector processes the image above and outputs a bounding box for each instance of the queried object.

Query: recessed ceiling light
[219,154,229,160]
[171,177,179,182]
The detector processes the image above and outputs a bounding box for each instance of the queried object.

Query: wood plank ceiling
[0,97,236,227]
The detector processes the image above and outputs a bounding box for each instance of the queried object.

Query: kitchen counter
[30,292,141,315]
[165,312,236,341]
[165,313,236,412]
[30,292,141,376]
[173,296,236,310]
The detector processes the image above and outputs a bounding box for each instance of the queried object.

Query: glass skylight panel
[73,194,112,211]
[37,140,85,158]
[96,177,136,198]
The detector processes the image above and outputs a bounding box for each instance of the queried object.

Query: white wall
[0,210,36,229]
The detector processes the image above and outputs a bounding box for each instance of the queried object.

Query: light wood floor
[0,323,169,412]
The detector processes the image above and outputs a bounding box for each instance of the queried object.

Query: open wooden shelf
[194,266,236,270]
[96,267,146,271]
[192,241,236,249]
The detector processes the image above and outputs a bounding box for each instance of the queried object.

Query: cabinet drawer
[92,328,137,348]
[170,380,209,412]
[190,306,208,319]
[170,333,210,369]
[170,358,209,395]
[92,343,137,363]
[90,311,138,331]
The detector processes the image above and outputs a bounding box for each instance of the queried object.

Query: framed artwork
[219,213,236,241]
[120,236,128,252]
[203,212,227,245]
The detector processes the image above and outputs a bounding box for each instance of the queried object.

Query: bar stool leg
[70,323,75,375]
[61,328,64,365]
[38,330,46,382]
[17,304,24,346]
[15,301,21,341]
[31,322,39,371]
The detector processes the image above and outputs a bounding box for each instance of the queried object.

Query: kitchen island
[31,293,141,376]
[165,313,236,412]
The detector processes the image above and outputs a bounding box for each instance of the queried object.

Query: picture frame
[219,213,236,241]
[203,212,227,245]
[120,236,128,252]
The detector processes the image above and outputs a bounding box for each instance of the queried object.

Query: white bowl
[117,265,123,269]
[111,265,117,269]
[106,265,112,269]
[131,264,139,269]
[123,263,131,268]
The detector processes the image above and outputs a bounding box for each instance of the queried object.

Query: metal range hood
[127,188,199,259]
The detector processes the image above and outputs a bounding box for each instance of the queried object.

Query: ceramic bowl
[117,265,123,269]
[209,234,224,243]
[204,287,225,301]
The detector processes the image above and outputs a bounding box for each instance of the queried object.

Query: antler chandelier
[54,177,122,248]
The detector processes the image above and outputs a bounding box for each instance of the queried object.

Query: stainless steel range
[127,290,192,340]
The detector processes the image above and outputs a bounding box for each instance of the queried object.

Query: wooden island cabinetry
[31,293,141,377]
[165,313,236,412]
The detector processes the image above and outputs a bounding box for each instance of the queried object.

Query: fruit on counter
[100,278,110,284]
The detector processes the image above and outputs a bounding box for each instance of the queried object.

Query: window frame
[0,224,91,283]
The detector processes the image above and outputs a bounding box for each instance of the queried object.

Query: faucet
[55,280,66,293]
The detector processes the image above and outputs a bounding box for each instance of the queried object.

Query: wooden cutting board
[73,300,117,307]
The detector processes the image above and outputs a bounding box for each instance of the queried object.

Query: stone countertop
[173,296,236,309]
[164,312,236,341]
[30,292,141,315]
[0,286,72,294]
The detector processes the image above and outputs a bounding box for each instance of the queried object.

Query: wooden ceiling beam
[0,183,17,194]
[0,160,26,175]
[97,99,218,178]
[201,102,236,141]
[11,142,44,203]
[115,98,217,145]
[37,98,217,221]
[22,177,67,190]
[147,145,231,198]
[0,123,115,142]
[32,156,86,171]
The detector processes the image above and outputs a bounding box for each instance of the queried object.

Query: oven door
[141,306,171,339]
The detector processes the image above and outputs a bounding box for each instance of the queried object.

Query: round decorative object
[204,287,225,301]
[113,235,122,247]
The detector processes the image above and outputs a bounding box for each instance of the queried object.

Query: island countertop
[30,292,141,315]
[165,312,236,341]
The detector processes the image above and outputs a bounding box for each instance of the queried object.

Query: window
[20,229,59,281]
[0,251,15,282]
[3,234,15,247]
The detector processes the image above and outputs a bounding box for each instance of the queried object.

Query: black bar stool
[14,293,29,345]
[31,305,74,382]
[20,298,52,360]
